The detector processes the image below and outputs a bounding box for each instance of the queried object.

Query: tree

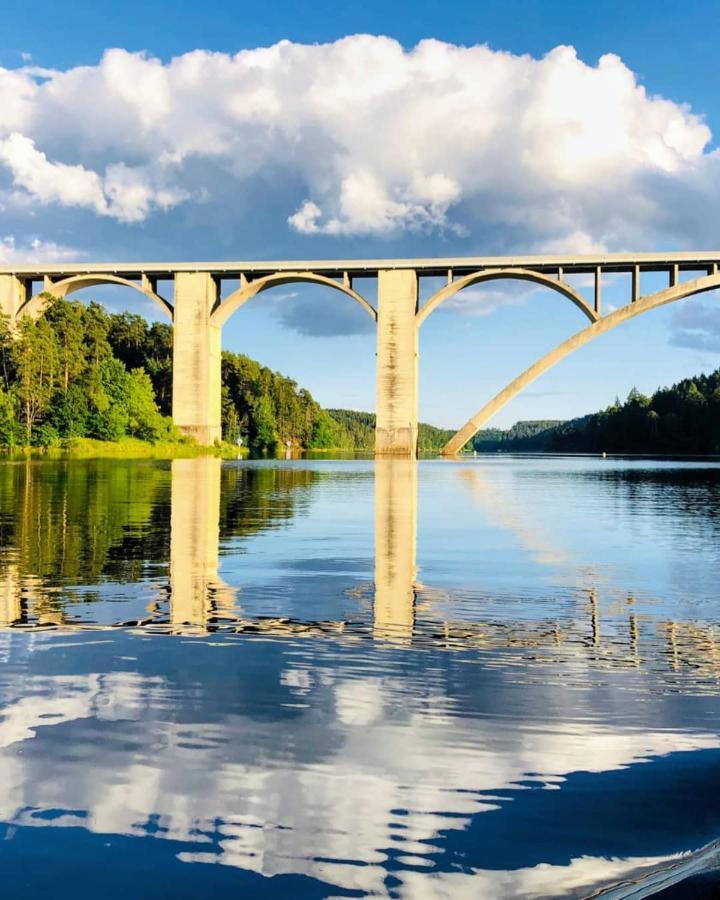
[13,316,59,441]
[0,385,17,447]
[251,395,277,451]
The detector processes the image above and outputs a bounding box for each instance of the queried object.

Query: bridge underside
[1,252,718,456]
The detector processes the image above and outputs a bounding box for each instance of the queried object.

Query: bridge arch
[416,267,598,328]
[210,272,377,328]
[442,271,720,455]
[17,274,173,321]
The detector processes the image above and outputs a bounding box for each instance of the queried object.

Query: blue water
[0,455,719,898]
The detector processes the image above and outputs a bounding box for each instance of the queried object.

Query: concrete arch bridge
[1,252,718,456]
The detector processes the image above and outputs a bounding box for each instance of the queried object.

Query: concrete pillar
[172,272,222,445]
[169,457,222,630]
[373,459,416,641]
[0,275,26,322]
[375,269,419,456]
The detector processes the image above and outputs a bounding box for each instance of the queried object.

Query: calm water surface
[0,455,719,898]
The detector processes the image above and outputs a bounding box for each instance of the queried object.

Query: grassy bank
[3,437,250,460]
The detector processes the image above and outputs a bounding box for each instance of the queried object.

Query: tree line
[548,372,720,454]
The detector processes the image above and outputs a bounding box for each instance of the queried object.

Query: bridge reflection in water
[0,457,719,683]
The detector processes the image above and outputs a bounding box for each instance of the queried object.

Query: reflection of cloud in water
[0,664,716,897]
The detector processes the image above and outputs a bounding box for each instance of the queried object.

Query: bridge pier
[375,269,419,457]
[172,272,222,445]
[0,275,26,321]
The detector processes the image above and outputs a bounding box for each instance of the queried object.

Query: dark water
[1,455,719,898]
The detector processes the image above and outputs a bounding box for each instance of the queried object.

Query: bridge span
[2,252,719,455]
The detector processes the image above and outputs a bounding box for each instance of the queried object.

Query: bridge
[2,252,719,455]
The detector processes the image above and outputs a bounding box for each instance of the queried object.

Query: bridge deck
[2,251,720,279]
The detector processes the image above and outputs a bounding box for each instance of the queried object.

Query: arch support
[417,267,598,327]
[211,271,376,327]
[441,272,720,455]
[18,274,173,321]
[172,272,222,445]
[375,269,419,457]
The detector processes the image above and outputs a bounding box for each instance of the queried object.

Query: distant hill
[473,420,564,452]
[327,409,455,452]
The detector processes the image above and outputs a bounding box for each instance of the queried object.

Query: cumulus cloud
[669,300,720,353]
[0,133,187,222]
[0,38,717,248]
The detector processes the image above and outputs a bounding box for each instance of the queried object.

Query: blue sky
[1,0,719,428]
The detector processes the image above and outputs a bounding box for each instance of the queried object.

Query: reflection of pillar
[170,457,222,629]
[374,459,417,641]
[0,564,21,626]
[589,590,600,646]
[172,272,222,445]
[375,270,419,457]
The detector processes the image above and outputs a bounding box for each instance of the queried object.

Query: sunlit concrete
[172,273,222,445]
[0,274,26,321]
[375,269,419,455]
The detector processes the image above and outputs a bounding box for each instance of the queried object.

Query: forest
[548,373,720,454]
[472,420,563,452]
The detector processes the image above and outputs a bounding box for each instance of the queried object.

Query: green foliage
[473,420,564,452]
[251,394,278,452]
[220,352,355,450]
[107,313,173,413]
[308,410,347,449]
[0,385,18,447]
[325,409,455,451]
[0,298,174,449]
[550,374,720,454]
[326,409,375,448]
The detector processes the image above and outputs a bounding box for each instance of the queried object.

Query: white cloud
[0,133,186,222]
[442,284,536,317]
[0,233,80,263]
[0,38,717,246]
[0,661,716,898]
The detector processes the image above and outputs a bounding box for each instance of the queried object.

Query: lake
[0,455,719,898]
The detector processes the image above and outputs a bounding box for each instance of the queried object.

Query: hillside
[473,420,564,452]
[327,409,456,452]
[549,372,720,454]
